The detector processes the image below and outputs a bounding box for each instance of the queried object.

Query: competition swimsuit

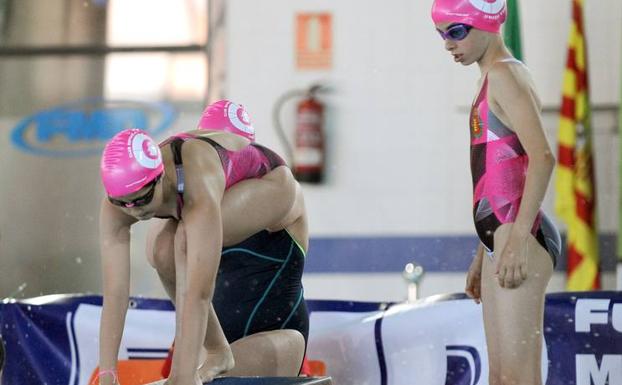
[470,59,561,265]
[214,228,308,344]
[159,133,286,219]
[158,133,309,344]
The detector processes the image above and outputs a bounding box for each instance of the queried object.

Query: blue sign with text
[11,99,177,157]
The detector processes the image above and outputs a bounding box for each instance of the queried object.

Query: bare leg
[225,330,306,377]
[197,304,235,382]
[146,219,178,300]
[142,330,305,385]
[221,166,297,246]
[147,220,234,381]
[481,223,553,385]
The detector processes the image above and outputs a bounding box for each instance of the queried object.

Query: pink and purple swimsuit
[469,60,560,264]
[159,133,286,219]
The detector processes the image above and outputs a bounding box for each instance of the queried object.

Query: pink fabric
[198,100,255,141]
[100,129,163,198]
[471,77,533,226]
[431,0,506,33]
[222,145,271,189]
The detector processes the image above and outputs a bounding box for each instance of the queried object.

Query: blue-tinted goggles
[436,23,473,41]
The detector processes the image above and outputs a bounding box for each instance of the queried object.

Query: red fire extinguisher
[273,84,328,184]
[294,95,324,183]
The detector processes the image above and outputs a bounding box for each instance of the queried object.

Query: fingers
[496,265,506,287]
[472,284,481,304]
[465,283,474,299]
[520,262,528,281]
[498,265,517,288]
[513,266,524,287]
[497,264,527,289]
[465,275,481,304]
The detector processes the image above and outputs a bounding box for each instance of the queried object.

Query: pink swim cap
[198,100,255,141]
[100,128,164,198]
[431,0,506,34]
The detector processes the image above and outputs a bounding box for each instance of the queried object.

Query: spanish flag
[555,0,600,290]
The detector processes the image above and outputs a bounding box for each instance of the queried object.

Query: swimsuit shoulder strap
[167,137,186,219]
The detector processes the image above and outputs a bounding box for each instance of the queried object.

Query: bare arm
[168,141,226,382]
[488,63,555,287]
[98,200,136,385]
[489,63,555,239]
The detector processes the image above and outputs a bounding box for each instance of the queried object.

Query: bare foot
[197,345,235,382]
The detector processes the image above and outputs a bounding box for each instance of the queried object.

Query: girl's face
[435,22,488,66]
[108,175,164,220]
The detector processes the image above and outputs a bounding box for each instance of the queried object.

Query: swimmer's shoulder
[488,59,540,106]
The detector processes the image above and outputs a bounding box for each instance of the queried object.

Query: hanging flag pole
[555,0,600,291]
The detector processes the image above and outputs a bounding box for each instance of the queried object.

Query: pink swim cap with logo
[198,100,255,141]
[100,128,164,198]
[431,0,507,33]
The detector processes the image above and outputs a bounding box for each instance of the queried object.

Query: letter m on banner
[555,0,600,290]
[576,355,622,385]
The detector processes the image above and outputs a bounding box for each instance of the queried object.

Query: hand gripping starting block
[145,377,332,385]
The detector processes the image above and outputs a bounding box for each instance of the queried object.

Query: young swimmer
[97,101,308,385]
[431,1,561,384]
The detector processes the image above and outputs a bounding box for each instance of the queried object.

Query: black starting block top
[208,377,332,385]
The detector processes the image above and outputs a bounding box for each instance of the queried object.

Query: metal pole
[402,262,424,303]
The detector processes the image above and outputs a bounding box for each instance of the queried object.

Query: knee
[266,165,294,186]
[148,237,174,272]
[146,220,176,270]
[281,329,305,359]
[265,167,297,208]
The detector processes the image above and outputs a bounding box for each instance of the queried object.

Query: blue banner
[1,292,621,384]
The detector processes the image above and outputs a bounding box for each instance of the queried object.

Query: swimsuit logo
[468,0,506,15]
[445,345,482,385]
[226,102,254,135]
[470,106,483,139]
[10,99,176,157]
[131,133,162,169]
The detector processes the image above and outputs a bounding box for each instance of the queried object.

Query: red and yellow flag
[555,0,599,290]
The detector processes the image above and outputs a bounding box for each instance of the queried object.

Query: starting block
[145,377,332,385]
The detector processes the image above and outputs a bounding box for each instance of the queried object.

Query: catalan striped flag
[555,0,600,290]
